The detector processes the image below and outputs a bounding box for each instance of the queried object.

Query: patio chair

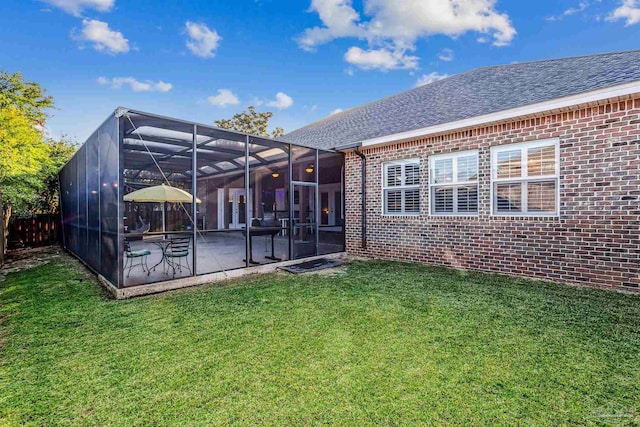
[131,216,151,234]
[165,236,192,278]
[124,240,151,277]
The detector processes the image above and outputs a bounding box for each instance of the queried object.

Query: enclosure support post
[315,149,319,255]
[245,135,250,268]
[117,116,125,288]
[192,124,198,276]
[288,145,294,260]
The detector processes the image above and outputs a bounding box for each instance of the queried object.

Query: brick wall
[345,96,640,291]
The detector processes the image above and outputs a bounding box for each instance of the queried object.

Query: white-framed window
[490,138,559,216]
[429,150,479,215]
[382,159,420,215]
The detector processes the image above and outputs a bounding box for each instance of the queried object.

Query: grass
[1,254,640,426]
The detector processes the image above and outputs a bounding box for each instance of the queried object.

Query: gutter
[353,146,367,250]
[334,141,362,151]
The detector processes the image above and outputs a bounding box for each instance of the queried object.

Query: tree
[0,102,50,237]
[37,137,77,214]
[215,106,285,139]
[0,103,48,182]
[0,127,75,250]
[0,71,54,189]
[0,71,54,125]
[0,71,58,250]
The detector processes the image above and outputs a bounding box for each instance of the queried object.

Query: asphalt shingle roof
[280,50,640,150]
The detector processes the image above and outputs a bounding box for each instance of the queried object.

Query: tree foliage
[215,106,285,139]
[0,104,49,183]
[0,71,54,189]
[0,134,75,216]
[38,137,77,214]
[0,71,54,125]
[0,71,75,250]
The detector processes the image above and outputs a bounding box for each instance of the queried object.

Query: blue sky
[1,0,639,143]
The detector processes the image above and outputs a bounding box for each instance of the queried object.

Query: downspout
[354,147,367,250]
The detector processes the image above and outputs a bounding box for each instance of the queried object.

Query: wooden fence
[9,214,60,248]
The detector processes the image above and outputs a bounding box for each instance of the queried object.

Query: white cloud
[297,0,515,70]
[207,89,240,107]
[266,92,294,110]
[330,108,344,115]
[415,72,449,87]
[438,48,454,61]
[75,19,129,54]
[297,0,366,51]
[607,0,640,25]
[41,0,113,16]
[185,21,222,58]
[97,76,173,92]
[546,1,590,21]
[366,0,515,47]
[344,46,418,70]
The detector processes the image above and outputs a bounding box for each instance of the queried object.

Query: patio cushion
[166,251,189,257]
[127,249,151,257]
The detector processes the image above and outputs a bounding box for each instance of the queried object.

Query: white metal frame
[428,149,479,216]
[319,183,342,226]
[381,158,421,216]
[222,188,253,229]
[490,138,560,216]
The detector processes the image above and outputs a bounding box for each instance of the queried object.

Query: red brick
[344,95,640,292]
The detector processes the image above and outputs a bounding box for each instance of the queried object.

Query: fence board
[9,214,60,248]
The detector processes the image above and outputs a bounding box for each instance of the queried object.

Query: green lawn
[1,254,640,426]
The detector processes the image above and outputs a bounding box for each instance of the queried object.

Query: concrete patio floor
[124,231,343,287]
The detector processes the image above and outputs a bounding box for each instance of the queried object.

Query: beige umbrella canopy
[124,184,200,233]
[124,184,201,203]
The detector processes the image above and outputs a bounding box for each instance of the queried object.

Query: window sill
[491,213,560,219]
[381,213,421,218]
[429,213,479,218]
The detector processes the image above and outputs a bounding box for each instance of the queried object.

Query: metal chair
[124,240,151,277]
[165,236,192,278]
[131,216,151,234]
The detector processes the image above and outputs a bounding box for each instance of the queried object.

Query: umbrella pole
[162,202,166,237]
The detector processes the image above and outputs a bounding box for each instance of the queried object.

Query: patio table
[242,226,282,265]
[126,233,187,275]
[147,238,171,274]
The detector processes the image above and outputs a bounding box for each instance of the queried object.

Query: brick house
[281,50,640,292]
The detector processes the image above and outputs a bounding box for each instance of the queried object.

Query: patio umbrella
[124,184,201,232]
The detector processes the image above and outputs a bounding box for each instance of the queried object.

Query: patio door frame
[218,188,251,230]
[319,183,342,226]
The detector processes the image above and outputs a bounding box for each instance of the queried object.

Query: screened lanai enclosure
[59,108,345,288]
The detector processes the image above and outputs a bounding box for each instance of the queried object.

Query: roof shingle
[280,50,640,150]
